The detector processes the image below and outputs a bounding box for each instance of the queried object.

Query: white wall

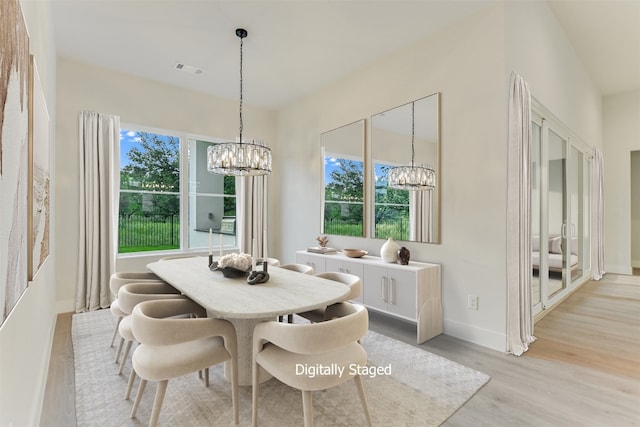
[631,151,640,268]
[275,5,509,350]
[603,90,640,274]
[0,1,57,426]
[274,0,603,351]
[55,59,277,312]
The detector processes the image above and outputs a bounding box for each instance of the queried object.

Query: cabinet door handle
[381,277,387,302]
[389,277,396,304]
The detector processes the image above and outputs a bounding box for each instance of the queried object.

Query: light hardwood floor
[40,274,640,426]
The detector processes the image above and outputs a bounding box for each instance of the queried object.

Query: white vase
[380,237,400,263]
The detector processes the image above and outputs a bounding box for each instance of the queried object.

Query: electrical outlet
[468,295,479,310]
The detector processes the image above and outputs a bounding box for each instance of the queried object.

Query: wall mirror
[321,119,365,237]
[370,93,440,243]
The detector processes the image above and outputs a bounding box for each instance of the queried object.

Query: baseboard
[56,299,75,314]
[605,263,633,275]
[632,260,640,269]
[443,318,506,353]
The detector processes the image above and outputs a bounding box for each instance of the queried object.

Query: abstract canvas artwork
[28,56,50,280]
[1,0,30,325]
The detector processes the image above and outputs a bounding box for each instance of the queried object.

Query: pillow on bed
[549,236,563,254]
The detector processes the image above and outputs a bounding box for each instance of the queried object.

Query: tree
[324,158,363,226]
[120,132,180,216]
[374,165,410,224]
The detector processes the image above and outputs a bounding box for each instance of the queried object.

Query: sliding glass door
[531,109,591,316]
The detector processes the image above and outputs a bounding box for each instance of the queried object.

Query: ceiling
[51,0,640,110]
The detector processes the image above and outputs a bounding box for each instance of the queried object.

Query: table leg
[224,317,274,386]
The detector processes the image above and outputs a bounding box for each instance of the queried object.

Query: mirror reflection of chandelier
[387,102,435,191]
[208,28,272,176]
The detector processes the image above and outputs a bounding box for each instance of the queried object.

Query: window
[373,162,410,241]
[323,154,364,237]
[118,127,235,254]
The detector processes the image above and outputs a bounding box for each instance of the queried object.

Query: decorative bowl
[210,262,251,278]
[342,249,368,258]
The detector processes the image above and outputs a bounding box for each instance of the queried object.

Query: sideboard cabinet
[295,251,442,343]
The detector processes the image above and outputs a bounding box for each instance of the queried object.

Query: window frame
[117,122,236,258]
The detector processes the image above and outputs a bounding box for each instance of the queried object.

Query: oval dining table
[147,256,350,386]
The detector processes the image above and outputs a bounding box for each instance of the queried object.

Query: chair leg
[287,314,293,323]
[125,368,137,400]
[354,375,372,427]
[118,340,133,375]
[130,379,147,418]
[149,380,169,427]
[301,390,314,427]
[252,362,260,427]
[204,367,210,387]
[114,337,124,363]
[110,316,122,347]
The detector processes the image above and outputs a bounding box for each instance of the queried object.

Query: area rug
[72,309,489,426]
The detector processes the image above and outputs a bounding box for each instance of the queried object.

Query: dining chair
[116,282,185,375]
[277,264,314,322]
[109,272,166,348]
[158,254,199,261]
[264,257,281,267]
[296,271,361,323]
[130,298,239,427]
[252,302,372,427]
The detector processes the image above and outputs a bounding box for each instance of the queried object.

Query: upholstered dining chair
[130,298,239,427]
[116,282,185,375]
[252,302,372,427]
[296,272,362,323]
[109,272,166,348]
[277,264,315,322]
[264,257,280,266]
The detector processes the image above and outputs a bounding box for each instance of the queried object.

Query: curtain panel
[236,175,269,258]
[591,148,605,280]
[506,72,536,356]
[75,111,120,312]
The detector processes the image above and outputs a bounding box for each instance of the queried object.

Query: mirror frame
[320,119,366,237]
[369,92,441,244]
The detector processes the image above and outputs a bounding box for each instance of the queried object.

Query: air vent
[174,61,204,76]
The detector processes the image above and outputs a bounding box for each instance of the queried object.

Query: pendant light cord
[411,101,415,168]
[239,33,244,144]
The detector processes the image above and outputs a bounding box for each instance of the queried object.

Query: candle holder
[247,261,270,285]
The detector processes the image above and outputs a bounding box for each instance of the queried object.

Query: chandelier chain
[239,35,244,142]
[411,101,415,168]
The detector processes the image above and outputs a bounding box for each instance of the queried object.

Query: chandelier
[208,28,272,176]
[387,101,436,191]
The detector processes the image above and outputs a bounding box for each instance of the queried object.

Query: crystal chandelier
[208,28,272,176]
[387,102,436,191]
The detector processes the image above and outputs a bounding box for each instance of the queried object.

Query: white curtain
[236,175,269,259]
[506,72,536,356]
[75,111,120,312]
[409,191,433,241]
[591,148,605,280]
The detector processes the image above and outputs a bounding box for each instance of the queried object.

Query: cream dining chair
[277,263,315,322]
[116,282,185,376]
[252,302,372,427]
[130,298,239,427]
[296,271,361,323]
[109,272,166,350]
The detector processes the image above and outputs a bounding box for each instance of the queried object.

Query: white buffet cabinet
[295,251,442,343]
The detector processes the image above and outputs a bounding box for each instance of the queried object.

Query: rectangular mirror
[371,93,440,243]
[321,119,365,237]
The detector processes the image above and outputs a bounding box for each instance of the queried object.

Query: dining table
[147,256,350,385]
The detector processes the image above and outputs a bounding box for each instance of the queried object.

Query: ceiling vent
[174,61,204,76]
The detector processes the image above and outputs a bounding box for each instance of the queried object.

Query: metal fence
[118,214,179,250]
